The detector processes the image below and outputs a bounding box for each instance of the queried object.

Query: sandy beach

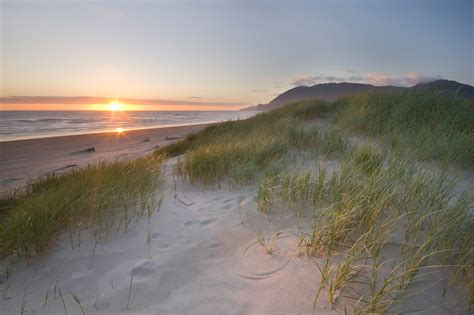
[1,158,332,314]
[0,124,212,193]
[1,157,470,314]
[1,104,472,313]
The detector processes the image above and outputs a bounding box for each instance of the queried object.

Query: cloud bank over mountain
[292,72,443,87]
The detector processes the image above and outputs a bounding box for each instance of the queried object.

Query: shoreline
[0,123,212,193]
[0,121,220,143]
[0,110,258,142]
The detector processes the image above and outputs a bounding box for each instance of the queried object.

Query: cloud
[291,76,323,86]
[0,96,244,107]
[365,72,443,86]
[364,73,400,86]
[187,96,201,99]
[291,72,442,87]
[251,89,268,93]
[403,73,443,86]
[292,75,362,86]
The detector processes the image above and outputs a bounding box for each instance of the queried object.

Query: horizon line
[0,96,247,107]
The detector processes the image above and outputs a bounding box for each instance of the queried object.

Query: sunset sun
[110,102,123,111]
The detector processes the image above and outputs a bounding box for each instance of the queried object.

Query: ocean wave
[0,110,256,141]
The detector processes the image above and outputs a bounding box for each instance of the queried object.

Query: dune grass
[259,147,473,312]
[289,125,349,158]
[0,156,163,260]
[160,90,473,312]
[158,98,340,187]
[333,90,474,168]
[163,90,473,191]
[0,89,471,311]
[160,110,288,187]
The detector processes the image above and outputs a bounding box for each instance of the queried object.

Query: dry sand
[1,124,470,314]
[0,124,212,193]
[1,159,470,314]
[0,158,335,314]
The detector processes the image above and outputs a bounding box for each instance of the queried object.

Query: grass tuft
[0,156,163,260]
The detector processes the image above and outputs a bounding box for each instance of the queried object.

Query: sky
[1,0,473,110]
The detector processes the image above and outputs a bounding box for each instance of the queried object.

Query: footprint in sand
[222,203,233,210]
[209,241,221,249]
[199,218,218,227]
[133,260,161,278]
[224,197,237,203]
[175,194,195,206]
[184,220,196,226]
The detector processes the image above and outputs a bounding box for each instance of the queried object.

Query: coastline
[1,94,472,314]
[0,121,217,143]
[0,123,212,193]
[0,110,257,142]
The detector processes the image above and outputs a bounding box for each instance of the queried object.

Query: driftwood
[71,147,96,155]
[165,136,183,141]
[53,164,78,172]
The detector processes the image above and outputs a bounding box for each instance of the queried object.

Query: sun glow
[110,102,123,111]
[115,127,124,133]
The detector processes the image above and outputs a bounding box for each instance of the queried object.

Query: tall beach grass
[0,156,163,260]
[333,90,474,168]
[161,90,473,312]
[258,147,473,312]
[0,89,471,312]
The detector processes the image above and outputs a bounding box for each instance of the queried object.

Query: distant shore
[0,123,212,193]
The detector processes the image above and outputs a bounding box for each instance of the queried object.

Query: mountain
[242,80,473,111]
[412,79,474,99]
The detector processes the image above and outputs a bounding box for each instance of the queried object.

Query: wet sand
[0,123,212,193]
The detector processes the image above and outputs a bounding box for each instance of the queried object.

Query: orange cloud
[0,96,247,111]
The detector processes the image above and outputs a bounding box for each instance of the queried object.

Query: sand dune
[1,158,336,314]
[1,114,471,313]
[1,157,470,313]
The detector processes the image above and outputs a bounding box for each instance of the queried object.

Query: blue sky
[1,0,473,109]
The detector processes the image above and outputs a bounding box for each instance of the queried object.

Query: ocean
[0,110,257,141]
